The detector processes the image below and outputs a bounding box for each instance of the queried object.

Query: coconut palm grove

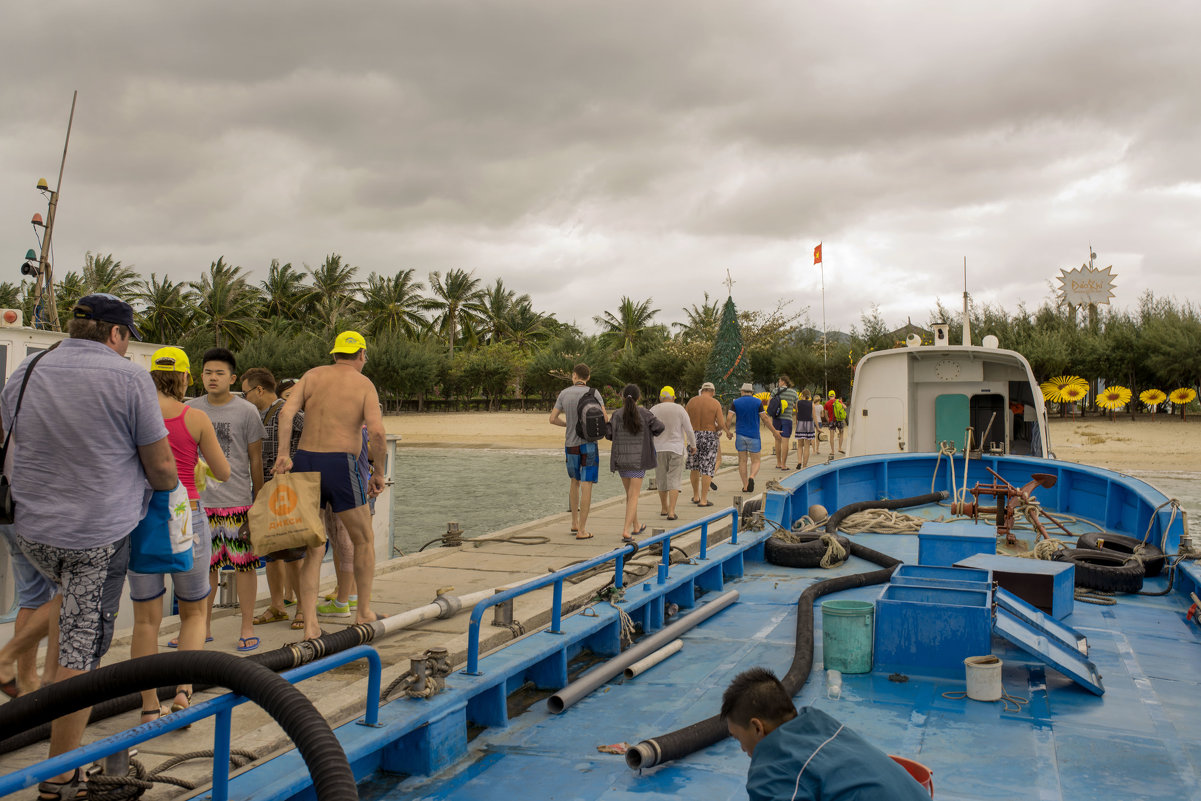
[4,251,1199,415]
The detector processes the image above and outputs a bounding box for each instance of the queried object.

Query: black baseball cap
[72,293,143,341]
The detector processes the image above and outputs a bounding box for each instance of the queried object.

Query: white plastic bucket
[964,655,1002,701]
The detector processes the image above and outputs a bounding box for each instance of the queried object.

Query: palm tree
[499,300,552,353]
[187,257,262,349]
[134,273,191,343]
[54,271,88,328]
[0,282,20,309]
[81,252,143,298]
[472,278,531,345]
[362,269,432,338]
[674,292,721,341]
[428,268,483,357]
[306,253,361,322]
[594,296,661,350]
[260,259,312,320]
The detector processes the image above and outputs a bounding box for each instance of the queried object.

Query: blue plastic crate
[874,584,993,676]
[891,564,992,592]
[917,520,997,566]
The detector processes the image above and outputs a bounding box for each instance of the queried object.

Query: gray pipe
[547,590,739,714]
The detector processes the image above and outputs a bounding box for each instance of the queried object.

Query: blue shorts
[293,450,368,514]
[1,524,57,609]
[566,443,599,483]
[735,434,761,453]
[772,418,793,438]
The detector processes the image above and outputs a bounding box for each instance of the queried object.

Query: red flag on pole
[813,243,822,265]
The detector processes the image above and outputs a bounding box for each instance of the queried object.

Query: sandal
[38,768,86,801]
[253,607,288,625]
[141,706,167,724]
[291,614,306,630]
[170,687,193,713]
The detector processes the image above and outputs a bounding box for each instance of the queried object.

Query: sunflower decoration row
[1038,377,1197,418]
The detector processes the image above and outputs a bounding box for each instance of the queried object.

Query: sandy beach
[385,411,1201,472]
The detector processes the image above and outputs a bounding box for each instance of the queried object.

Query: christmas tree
[705,295,751,404]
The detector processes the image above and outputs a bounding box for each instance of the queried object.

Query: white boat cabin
[846,329,1050,459]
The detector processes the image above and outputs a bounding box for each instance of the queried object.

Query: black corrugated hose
[0,623,376,757]
[624,492,946,771]
[0,650,357,800]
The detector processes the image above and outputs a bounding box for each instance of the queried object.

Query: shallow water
[390,448,627,554]
[388,451,1199,555]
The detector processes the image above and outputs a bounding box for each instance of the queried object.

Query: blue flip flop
[166,636,214,649]
[236,636,261,652]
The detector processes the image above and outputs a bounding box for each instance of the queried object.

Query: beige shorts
[655,451,686,492]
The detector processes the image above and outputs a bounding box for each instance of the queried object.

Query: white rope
[818,533,848,568]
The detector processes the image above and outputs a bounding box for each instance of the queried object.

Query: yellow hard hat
[149,346,191,375]
[660,385,676,399]
[330,330,367,354]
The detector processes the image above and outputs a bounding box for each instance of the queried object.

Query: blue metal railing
[0,645,382,801]
[464,507,739,674]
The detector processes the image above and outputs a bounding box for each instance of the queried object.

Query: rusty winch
[950,468,1074,544]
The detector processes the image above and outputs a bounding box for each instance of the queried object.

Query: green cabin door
[935,393,970,450]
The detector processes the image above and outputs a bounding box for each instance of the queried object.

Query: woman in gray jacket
[608,384,665,542]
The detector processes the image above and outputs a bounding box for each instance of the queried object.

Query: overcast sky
[3,1,1199,337]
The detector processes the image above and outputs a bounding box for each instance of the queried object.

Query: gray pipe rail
[547,590,739,714]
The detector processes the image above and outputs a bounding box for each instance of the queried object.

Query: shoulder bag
[0,350,51,525]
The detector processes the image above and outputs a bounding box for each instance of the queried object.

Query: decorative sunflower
[1096,385,1131,421]
[1169,387,1197,421]
[1061,385,1088,403]
[1040,375,1087,403]
[1139,388,1167,411]
[1096,386,1131,410]
[1169,387,1197,405]
[754,391,770,410]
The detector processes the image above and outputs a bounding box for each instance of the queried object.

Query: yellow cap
[828,390,836,397]
[149,346,191,374]
[660,385,675,399]
[330,330,367,354]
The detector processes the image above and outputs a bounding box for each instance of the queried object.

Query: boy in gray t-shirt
[185,348,267,651]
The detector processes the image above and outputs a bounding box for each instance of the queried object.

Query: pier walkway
[0,459,837,798]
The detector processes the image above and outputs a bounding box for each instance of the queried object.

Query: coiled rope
[85,749,258,800]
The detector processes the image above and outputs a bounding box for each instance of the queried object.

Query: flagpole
[818,242,827,396]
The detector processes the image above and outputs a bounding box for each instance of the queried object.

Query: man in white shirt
[650,386,696,521]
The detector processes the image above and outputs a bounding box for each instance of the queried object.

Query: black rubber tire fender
[1075,531,1165,578]
[1053,547,1145,593]
[765,532,852,568]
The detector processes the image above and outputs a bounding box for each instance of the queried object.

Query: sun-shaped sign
[1057,262,1117,307]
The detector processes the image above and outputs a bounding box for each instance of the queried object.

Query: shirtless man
[273,331,386,637]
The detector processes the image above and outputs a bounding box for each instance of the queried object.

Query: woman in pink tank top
[128,347,230,723]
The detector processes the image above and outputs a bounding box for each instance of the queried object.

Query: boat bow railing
[464,507,739,675]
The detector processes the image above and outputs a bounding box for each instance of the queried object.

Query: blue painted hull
[185,456,1201,799]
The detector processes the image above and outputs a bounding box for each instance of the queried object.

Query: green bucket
[821,600,874,674]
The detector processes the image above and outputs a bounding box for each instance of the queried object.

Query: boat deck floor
[370,526,1201,801]
[0,463,773,797]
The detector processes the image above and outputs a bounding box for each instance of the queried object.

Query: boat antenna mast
[29,90,77,332]
[961,256,972,346]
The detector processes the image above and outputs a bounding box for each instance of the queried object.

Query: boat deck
[373,527,1201,801]
[0,463,766,797]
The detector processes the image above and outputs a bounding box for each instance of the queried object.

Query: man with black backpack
[550,363,609,540]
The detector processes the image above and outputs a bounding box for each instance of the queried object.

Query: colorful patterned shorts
[207,506,257,572]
